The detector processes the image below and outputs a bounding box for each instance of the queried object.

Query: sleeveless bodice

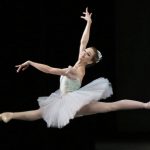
[60,75,81,94]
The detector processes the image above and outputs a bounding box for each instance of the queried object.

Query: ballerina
[0,7,150,128]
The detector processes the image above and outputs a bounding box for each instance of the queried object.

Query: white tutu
[37,77,113,128]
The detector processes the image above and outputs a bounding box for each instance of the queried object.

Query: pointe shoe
[145,101,150,109]
[1,112,13,123]
[145,102,150,109]
[0,114,2,121]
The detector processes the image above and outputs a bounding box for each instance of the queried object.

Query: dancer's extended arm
[79,7,92,54]
[15,60,68,76]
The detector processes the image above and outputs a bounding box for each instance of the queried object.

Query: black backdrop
[115,0,150,135]
[0,0,150,150]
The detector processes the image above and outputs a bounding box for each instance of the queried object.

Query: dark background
[0,0,150,150]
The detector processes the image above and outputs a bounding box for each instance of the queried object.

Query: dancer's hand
[15,61,30,73]
[80,7,92,23]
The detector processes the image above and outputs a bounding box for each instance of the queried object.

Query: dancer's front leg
[0,109,42,123]
[76,99,148,117]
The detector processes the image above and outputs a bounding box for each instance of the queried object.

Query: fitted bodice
[60,75,81,95]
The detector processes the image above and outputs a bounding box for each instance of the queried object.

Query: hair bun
[96,50,102,63]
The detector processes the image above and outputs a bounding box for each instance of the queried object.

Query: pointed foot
[1,112,13,123]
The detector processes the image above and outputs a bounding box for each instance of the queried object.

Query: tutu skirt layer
[37,77,113,128]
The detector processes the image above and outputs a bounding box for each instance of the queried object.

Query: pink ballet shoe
[1,112,13,123]
[0,114,2,121]
[145,102,150,109]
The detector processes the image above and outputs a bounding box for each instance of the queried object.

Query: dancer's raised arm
[15,60,68,76]
[79,7,92,55]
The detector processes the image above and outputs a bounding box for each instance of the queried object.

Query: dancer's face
[79,48,95,64]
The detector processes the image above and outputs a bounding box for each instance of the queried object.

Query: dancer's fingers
[80,16,85,19]
[86,7,88,12]
[16,66,22,72]
[15,65,20,67]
